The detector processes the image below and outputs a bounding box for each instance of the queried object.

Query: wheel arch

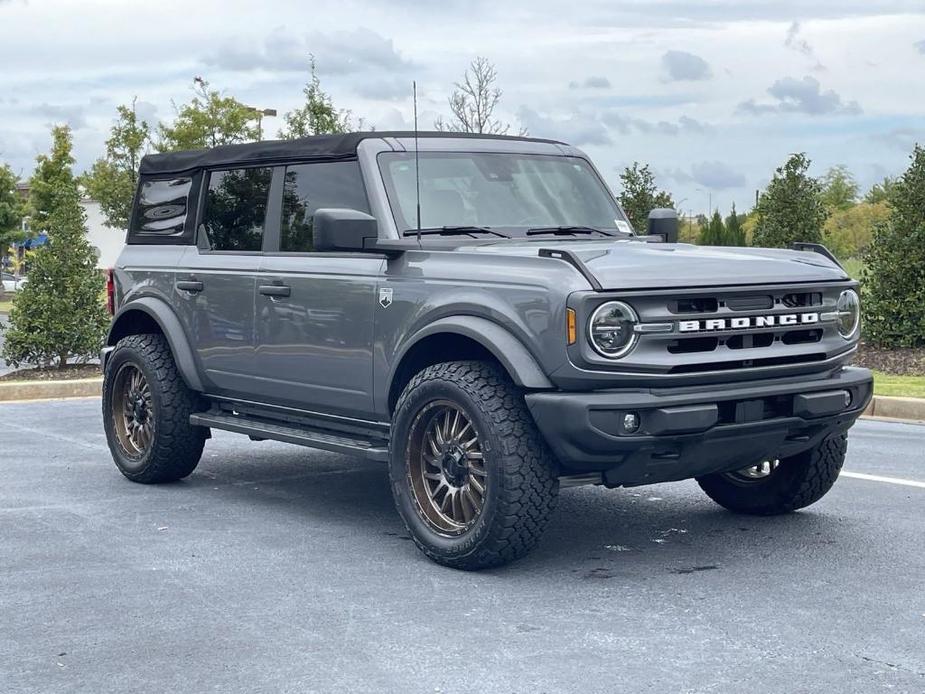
[107,297,204,392]
[386,316,553,414]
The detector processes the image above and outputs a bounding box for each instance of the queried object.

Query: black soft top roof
[138,131,566,176]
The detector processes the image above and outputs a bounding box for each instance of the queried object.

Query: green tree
[724,203,746,246]
[823,201,890,259]
[28,125,76,232]
[279,57,354,139]
[752,153,828,248]
[157,77,259,151]
[0,164,26,260]
[698,210,726,245]
[861,144,925,347]
[864,176,897,205]
[617,162,674,232]
[819,165,858,211]
[434,56,525,135]
[81,99,150,229]
[1,128,109,368]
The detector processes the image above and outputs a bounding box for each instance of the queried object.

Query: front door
[253,160,384,419]
[173,166,273,396]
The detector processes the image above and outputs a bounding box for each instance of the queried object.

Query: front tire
[389,361,559,570]
[103,333,206,483]
[696,432,847,515]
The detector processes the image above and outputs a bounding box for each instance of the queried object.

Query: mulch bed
[855,341,925,376]
[0,364,101,382]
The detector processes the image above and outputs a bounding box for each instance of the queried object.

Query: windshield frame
[376,150,633,239]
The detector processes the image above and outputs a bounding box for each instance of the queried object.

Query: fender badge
[379,287,393,308]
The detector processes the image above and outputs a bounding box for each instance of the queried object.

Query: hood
[463,239,849,290]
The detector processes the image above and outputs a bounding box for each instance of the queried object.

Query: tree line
[1,54,923,370]
[0,56,522,369]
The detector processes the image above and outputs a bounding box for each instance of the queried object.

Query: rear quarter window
[127,175,198,244]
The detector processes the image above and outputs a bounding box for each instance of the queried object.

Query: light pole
[245,106,277,141]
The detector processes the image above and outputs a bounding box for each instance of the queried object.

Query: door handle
[176,279,204,293]
[258,284,291,298]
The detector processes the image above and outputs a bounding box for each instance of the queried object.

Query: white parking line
[842,471,925,489]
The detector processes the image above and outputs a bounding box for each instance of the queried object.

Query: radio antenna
[413,80,422,244]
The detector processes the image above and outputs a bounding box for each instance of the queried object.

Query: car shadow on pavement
[172,443,855,578]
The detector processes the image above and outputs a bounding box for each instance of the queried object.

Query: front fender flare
[107,297,203,392]
[394,316,554,390]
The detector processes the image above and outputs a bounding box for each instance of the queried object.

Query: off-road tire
[389,361,559,570]
[103,333,206,483]
[697,432,848,515]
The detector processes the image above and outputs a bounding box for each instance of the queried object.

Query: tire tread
[103,333,205,483]
[391,360,558,569]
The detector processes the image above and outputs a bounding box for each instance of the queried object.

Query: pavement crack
[855,653,925,678]
[669,565,719,575]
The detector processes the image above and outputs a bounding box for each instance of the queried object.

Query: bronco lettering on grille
[678,312,820,333]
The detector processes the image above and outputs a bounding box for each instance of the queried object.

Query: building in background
[81,199,125,269]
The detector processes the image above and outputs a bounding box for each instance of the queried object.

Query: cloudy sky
[1,0,923,214]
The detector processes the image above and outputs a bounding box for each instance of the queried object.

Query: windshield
[377,152,631,237]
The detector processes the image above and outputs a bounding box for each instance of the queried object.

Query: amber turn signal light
[567,308,577,345]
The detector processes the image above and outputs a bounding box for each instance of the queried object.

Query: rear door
[254,160,385,419]
[174,166,273,396]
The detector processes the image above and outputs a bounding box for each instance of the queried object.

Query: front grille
[615,283,853,377]
[667,353,827,374]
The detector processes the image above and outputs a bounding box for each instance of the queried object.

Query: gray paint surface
[1,399,923,693]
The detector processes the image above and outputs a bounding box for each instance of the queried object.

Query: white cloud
[0,0,922,213]
[739,76,861,115]
[203,27,413,76]
[569,76,612,90]
[660,50,712,82]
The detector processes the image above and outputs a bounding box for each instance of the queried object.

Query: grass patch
[0,299,12,313]
[841,257,865,279]
[873,371,925,399]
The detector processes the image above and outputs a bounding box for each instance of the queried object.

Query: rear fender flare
[107,297,203,392]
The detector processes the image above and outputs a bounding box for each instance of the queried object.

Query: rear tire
[696,432,847,515]
[103,333,206,484]
[389,361,559,570]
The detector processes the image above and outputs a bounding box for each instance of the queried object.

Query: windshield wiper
[402,226,510,238]
[526,225,615,237]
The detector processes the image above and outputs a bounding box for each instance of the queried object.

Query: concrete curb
[0,378,102,402]
[863,395,925,423]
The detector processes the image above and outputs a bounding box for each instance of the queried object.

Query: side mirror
[647,208,679,243]
[313,208,379,253]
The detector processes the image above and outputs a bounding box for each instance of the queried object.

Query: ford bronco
[101,132,873,569]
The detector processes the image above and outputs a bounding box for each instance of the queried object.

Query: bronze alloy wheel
[111,362,154,459]
[406,400,488,536]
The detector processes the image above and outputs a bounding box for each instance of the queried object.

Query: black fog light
[622,412,641,434]
[843,390,852,408]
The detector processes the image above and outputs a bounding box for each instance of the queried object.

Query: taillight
[106,268,115,315]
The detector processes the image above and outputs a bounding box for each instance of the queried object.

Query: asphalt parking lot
[1,398,923,693]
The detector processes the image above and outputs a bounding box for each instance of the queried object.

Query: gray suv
[101,132,873,569]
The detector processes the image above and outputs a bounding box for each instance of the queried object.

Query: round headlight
[589,301,638,358]
[836,289,860,339]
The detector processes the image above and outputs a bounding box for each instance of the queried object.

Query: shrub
[1,127,109,369]
[861,144,925,347]
[753,153,828,248]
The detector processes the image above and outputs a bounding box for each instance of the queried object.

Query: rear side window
[201,167,273,252]
[129,177,193,242]
[280,161,369,252]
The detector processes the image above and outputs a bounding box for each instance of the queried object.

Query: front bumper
[525,366,873,487]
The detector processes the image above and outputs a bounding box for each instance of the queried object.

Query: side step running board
[190,411,389,462]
